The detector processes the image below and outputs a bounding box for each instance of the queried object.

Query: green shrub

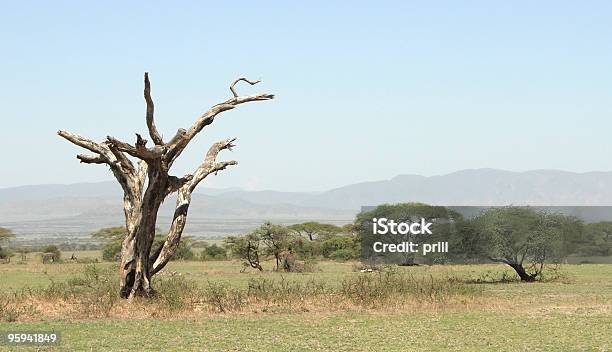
[155,275,199,311]
[290,238,321,258]
[102,238,195,262]
[328,248,357,261]
[41,245,61,259]
[0,247,14,261]
[200,244,227,260]
[320,235,360,260]
[39,264,119,317]
[172,241,195,260]
[203,281,245,312]
[102,241,122,261]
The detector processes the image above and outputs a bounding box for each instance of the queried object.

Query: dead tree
[58,73,273,298]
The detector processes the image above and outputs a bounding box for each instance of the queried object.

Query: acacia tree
[0,227,14,245]
[59,73,273,298]
[258,222,290,271]
[224,234,263,271]
[472,207,575,282]
[288,222,341,241]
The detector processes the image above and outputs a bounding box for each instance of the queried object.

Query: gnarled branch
[102,140,135,175]
[77,154,105,164]
[165,174,193,196]
[188,138,237,191]
[230,77,261,98]
[57,130,141,214]
[58,130,106,155]
[106,135,164,161]
[150,137,237,273]
[150,189,191,275]
[164,78,273,165]
[144,72,164,145]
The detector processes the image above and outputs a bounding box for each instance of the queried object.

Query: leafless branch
[188,138,237,191]
[164,79,273,165]
[77,154,106,164]
[144,72,164,145]
[106,135,164,160]
[165,174,194,196]
[103,142,135,174]
[230,77,261,98]
[58,130,106,155]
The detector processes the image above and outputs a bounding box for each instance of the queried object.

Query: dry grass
[1,259,611,323]
[1,264,486,321]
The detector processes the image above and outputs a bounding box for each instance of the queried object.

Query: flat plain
[0,252,610,351]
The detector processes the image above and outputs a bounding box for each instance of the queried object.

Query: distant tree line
[0,227,63,263]
[223,221,359,272]
[5,203,610,282]
[357,203,612,281]
[91,220,360,271]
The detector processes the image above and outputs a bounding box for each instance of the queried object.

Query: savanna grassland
[0,252,611,351]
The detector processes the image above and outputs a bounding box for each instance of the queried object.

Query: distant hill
[206,169,612,209]
[297,169,612,209]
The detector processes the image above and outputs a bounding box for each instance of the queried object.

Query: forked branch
[106,135,164,160]
[188,138,237,191]
[150,137,238,273]
[57,130,139,205]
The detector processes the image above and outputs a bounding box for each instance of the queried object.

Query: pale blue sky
[1,1,611,191]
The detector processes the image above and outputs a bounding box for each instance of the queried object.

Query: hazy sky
[1,1,611,191]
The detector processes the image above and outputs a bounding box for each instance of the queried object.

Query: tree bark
[59,72,273,298]
[508,263,537,282]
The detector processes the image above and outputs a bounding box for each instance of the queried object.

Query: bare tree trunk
[59,73,274,299]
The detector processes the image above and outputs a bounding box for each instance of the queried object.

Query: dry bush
[4,264,485,321]
[340,268,481,307]
[202,281,246,313]
[0,295,38,322]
